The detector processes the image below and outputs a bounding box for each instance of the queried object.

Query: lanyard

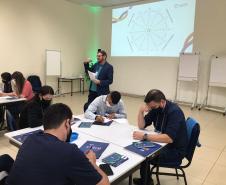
[155,112,165,133]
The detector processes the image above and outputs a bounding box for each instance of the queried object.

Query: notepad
[88,71,96,81]
[6,96,19,100]
[80,141,109,159]
[13,129,43,143]
[125,141,162,157]
[93,120,113,126]
[71,117,81,125]
[102,152,128,167]
[78,122,92,128]
[132,141,156,149]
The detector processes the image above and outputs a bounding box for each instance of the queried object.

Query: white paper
[103,117,112,123]
[88,71,96,81]
[113,118,129,124]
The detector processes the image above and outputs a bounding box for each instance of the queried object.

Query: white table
[57,76,84,96]
[72,130,144,184]
[5,127,144,184]
[73,115,166,148]
[0,96,26,105]
[5,116,167,185]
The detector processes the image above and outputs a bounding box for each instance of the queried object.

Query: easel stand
[199,55,226,115]
[175,53,200,109]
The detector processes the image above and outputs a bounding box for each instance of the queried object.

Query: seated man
[6,103,109,185]
[133,89,188,185]
[19,85,54,129]
[85,91,126,122]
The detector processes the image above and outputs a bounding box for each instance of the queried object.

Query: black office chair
[27,75,42,94]
[150,117,200,185]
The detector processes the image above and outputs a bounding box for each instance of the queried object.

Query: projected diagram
[127,8,174,54]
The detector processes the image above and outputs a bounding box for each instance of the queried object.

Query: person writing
[132,89,188,185]
[85,91,126,123]
[6,103,110,185]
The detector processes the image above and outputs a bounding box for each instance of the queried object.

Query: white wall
[98,0,226,107]
[0,0,96,93]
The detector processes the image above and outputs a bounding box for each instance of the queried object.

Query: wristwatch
[143,133,148,141]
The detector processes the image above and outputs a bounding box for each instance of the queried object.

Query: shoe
[133,178,154,185]
[133,178,142,185]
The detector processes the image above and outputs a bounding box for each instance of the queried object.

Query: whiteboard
[209,55,226,87]
[178,53,199,81]
[46,50,61,76]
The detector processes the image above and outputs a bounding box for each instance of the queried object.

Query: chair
[150,117,200,185]
[27,75,42,94]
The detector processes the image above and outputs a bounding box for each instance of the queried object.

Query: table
[0,96,26,130]
[5,118,166,185]
[4,126,144,184]
[57,76,84,96]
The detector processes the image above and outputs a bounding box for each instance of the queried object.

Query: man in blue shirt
[6,103,109,185]
[133,89,188,185]
[84,50,113,111]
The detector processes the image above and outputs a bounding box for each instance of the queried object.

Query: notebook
[92,120,113,126]
[13,129,43,143]
[125,141,162,157]
[78,122,92,128]
[80,141,109,159]
[71,117,81,125]
[102,152,128,167]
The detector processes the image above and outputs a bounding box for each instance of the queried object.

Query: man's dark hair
[98,50,107,59]
[144,89,166,103]
[40,85,54,96]
[110,91,121,104]
[43,103,72,130]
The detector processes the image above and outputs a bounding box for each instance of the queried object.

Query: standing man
[84,50,113,111]
[133,89,188,185]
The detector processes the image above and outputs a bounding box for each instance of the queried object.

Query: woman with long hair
[11,71,33,100]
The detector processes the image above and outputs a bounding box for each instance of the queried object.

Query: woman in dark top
[1,72,12,93]
[19,85,54,129]
[0,72,13,127]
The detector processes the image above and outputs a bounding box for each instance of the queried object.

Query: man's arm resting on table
[147,133,173,144]
[133,131,173,144]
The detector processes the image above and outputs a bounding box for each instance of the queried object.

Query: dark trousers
[0,154,14,173]
[83,90,98,112]
[0,154,14,185]
[140,147,183,185]
[6,101,26,130]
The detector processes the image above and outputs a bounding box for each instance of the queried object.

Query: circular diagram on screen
[127,8,174,54]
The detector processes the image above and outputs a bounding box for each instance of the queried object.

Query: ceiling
[66,0,147,7]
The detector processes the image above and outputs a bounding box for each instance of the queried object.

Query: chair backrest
[27,75,42,94]
[185,117,200,162]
